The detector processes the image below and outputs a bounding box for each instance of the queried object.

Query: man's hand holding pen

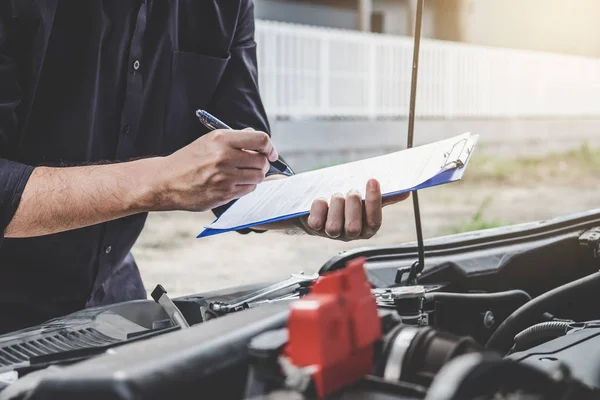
[154,129,276,213]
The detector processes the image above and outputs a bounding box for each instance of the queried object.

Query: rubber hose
[486,272,600,354]
[425,290,531,305]
[511,321,571,353]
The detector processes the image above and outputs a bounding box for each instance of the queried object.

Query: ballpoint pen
[196,109,293,176]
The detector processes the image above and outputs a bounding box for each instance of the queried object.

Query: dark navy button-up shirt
[0,0,274,333]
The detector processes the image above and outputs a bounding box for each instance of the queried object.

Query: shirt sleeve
[0,7,35,242]
[206,0,293,234]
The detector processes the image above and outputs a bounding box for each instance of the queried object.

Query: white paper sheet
[206,132,477,231]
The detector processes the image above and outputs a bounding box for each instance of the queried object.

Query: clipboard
[198,132,479,238]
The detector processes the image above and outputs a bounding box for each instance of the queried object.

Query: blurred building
[253,0,600,172]
[255,0,600,58]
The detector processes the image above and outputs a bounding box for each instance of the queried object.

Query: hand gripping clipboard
[198,132,479,238]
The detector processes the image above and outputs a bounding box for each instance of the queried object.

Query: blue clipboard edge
[198,134,479,238]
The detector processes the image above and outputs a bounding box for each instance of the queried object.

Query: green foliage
[447,197,508,234]
[464,141,600,184]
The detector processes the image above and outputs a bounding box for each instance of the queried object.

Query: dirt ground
[131,143,600,298]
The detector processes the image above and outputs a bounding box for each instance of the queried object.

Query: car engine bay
[0,210,599,399]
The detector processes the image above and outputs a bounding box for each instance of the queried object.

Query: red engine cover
[285,257,382,398]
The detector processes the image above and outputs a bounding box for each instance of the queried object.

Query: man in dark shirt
[0,0,408,334]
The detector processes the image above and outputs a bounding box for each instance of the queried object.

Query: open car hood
[0,208,598,399]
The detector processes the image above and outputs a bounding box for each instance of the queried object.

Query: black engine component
[508,325,600,390]
[486,271,600,354]
[424,290,532,344]
[425,353,600,400]
[0,302,291,400]
[0,300,174,375]
[374,325,482,387]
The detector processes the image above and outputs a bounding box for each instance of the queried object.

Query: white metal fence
[255,20,600,119]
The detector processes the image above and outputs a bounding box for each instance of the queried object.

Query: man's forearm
[4,158,161,238]
[4,129,282,238]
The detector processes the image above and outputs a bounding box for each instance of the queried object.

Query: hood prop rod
[406,0,426,284]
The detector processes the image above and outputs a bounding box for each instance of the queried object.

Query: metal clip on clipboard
[440,134,477,172]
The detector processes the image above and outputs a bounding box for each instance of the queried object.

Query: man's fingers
[344,189,363,239]
[234,169,266,185]
[307,198,328,231]
[234,149,270,174]
[241,125,271,171]
[232,184,258,198]
[224,130,279,162]
[382,192,411,207]
[363,179,383,238]
[325,193,345,238]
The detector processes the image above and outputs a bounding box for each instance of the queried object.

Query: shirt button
[105,246,112,254]
[133,60,140,71]
[123,125,131,135]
